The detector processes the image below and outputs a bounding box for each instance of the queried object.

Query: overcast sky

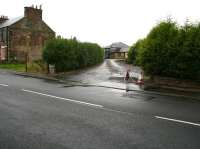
[1,0,200,46]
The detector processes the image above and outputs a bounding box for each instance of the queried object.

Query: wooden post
[25,35,31,72]
[25,52,28,72]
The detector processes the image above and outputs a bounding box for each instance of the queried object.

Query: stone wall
[9,27,54,61]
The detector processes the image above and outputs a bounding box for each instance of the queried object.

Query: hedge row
[128,19,200,80]
[42,38,104,72]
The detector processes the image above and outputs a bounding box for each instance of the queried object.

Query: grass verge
[0,63,25,72]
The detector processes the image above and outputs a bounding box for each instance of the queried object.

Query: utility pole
[26,35,31,72]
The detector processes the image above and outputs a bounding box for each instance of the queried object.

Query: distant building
[104,42,129,59]
[0,5,55,61]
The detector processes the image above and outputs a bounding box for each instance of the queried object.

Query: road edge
[4,70,197,101]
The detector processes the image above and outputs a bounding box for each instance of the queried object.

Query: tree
[42,38,104,72]
[130,18,200,80]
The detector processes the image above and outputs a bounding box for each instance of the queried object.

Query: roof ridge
[0,16,24,28]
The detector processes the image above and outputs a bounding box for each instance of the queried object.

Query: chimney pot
[24,6,42,20]
[0,15,9,23]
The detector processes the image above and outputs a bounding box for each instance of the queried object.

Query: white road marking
[0,83,8,87]
[155,116,200,127]
[102,107,135,116]
[21,89,103,108]
[110,89,125,93]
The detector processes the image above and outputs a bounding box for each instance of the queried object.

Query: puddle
[110,89,126,93]
[122,92,155,101]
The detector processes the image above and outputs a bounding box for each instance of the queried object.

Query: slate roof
[0,16,23,28]
[111,42,129,48]
[105,42,129,52]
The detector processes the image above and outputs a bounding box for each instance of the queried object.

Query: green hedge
[42,38,104,72]
[127,39,144,64]
[129,19,200,80]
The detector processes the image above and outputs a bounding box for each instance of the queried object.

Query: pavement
[0,69,200,148]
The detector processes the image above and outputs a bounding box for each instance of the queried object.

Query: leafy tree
[141,20,179,76]
[127,44,136,64]
[128,19,200,80]
[175,22,200,79]
[43,38,104,72]
[127,39,146,64]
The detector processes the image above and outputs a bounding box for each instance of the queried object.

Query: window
[2,28,7,42]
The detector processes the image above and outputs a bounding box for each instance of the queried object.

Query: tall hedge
[127,39,145,64]
[42,38,104,72]
[130,19,200,80]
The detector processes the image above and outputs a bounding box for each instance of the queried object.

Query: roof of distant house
[105,42,129,52]
[111,42,129,48]
[0,16,24,28]
[105,42,129,48]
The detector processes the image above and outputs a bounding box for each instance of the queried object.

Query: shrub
[27,60,47,73]
[42,38,104,72]
[129,19,200,80]
[127,39,145,64]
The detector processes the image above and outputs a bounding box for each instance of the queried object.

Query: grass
[0,63,25,72]
[27,62,47,73]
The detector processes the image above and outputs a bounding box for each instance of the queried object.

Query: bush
[127,39,145,64]
[130,19,200,80]
[27,60,47,73]
[42,38,104,72]
[127,46,135,64]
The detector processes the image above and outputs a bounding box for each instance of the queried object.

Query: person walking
[125,69,130,81]
[124,69,130,92]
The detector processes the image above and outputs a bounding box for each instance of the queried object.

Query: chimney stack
[24,5,42,21]
[0,15,8,24]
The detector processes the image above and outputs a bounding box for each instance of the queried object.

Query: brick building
[0,5,55,61]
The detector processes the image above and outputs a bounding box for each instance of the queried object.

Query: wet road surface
[58,59,143,91]
[0,70,200,148]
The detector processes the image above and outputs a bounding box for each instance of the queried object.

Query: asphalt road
[58,59,143,92]
[0,71,200,149]
[58,59,142,84]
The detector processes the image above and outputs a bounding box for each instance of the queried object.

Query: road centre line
[155,116,200,127]
[102,107,135,116]
[0,83,8,87]
[21,89,103,108]
[21,89,138,116]
[20,89,200,125]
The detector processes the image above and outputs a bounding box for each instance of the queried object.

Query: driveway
[58,59,143,90]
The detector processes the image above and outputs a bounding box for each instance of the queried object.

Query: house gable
[0,6,55,61]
